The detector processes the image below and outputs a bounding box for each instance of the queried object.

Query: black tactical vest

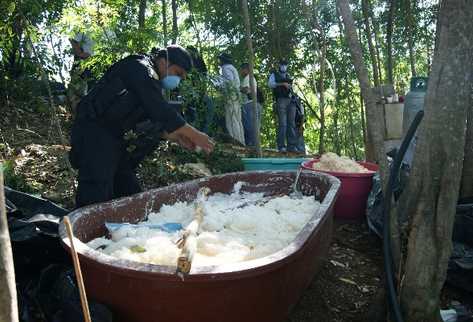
[76,55,154,135]
[272,71,292,99]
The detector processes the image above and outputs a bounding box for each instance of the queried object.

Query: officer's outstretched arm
[164,124,215,154]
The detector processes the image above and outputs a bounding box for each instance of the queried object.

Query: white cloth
[220,64,244,144]
[221,64,240,87]
[225,99,245,145]
[241,75,257,104]
[73,32,95,56]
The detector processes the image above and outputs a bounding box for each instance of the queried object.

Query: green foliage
[0,0,438,158]
[2,160,37,193]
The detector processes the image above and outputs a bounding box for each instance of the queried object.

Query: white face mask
[279,65,288,73]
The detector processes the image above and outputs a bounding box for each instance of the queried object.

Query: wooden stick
[176,187,210,275]
[63,216,92,322]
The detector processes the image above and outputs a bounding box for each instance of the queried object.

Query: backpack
[256,86,265,104]
[292,94,305,127]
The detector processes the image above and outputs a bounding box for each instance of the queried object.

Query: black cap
[218,52,233,64]
[279,59,288,65]
[150,45,193,72]
[167,45,193,72]
[240,62,249,69]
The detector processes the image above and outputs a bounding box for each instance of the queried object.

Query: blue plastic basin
[241,158,310,171]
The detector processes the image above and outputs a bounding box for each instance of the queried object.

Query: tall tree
[386,0,396,84]
[161,0,168,46]
[461,104,473,199]
[337,0,388,185]
[405,0,417,77]
[399,1,473,321]
[361,0,380,86]
[318,42,327,155]
[0,168,19,322]
[171,0,178,44]
[138,0,146,29]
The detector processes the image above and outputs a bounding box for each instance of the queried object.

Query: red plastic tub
[301,159,378,220]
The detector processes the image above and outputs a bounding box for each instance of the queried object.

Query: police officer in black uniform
[70,45,215,208]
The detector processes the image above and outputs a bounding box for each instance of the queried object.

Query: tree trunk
[0,168,19,322]
[405,0,417,77]
[400,1,473,321]
[360,92,373,161]
[361,0,380,87]
[346,84,359,159]
[386,0,396,84]
[138,0,146,29]
[171,0,178,44]
[371,11,384,83]
[241,0,262,157]
[318,42,327,155]
[161,0,168,46]
[337,0,388,185]
[333,80,342,156]
[461,103,473,199]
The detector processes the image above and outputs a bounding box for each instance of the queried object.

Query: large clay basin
[59,170,340,322]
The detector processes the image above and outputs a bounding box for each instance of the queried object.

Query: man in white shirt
[218,53,245,144]
[240,63,262,146]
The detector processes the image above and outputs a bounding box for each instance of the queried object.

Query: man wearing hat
[268,59,297,152]
[70,45,215,208]
[67,32,96,111]
[217,53,245,144]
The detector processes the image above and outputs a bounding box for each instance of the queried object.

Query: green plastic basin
[241,158,310,171]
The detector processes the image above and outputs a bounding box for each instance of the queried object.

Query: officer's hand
[281,82,291,89]
[166,125,215,154]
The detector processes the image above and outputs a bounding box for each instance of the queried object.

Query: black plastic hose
[383,110,424,322]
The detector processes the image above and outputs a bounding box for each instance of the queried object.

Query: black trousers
[70,120,142,208]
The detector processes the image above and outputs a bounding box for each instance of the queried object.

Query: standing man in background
[218,53,245,145]
[68,32,95,112]
[268,59,297,152]
[240,63,261,147]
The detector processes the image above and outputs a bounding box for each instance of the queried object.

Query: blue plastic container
[241,158,310,171]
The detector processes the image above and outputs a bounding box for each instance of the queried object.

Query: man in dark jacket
[268,59,297,152]
[70,45,214,208]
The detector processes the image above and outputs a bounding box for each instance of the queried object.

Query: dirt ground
[288,221,384,322]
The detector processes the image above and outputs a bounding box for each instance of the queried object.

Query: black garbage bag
[5,186,68,218]
[4,187,114,321]
[447,202,473,294]
[6,188,70,278]
[36,265,113,322]
[366,167,473,293]
[366,163,410,237]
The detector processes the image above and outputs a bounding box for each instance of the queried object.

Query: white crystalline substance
[312,152,372,173]
[87,183,321,268]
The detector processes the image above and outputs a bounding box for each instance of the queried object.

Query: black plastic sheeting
[366,168,473,294]
[5,187,113,322]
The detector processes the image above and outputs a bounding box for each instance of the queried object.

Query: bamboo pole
[63,216,92,322]
[0,164,19,322]
[241,0,262,157]
[176,187,210,275]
